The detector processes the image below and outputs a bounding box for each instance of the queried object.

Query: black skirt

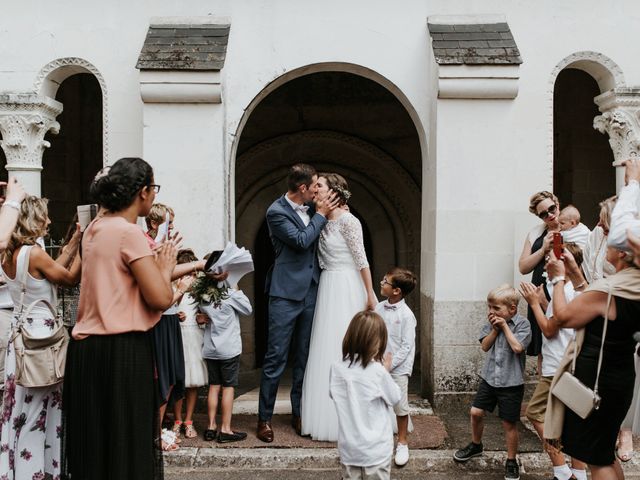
[151,314,185,406]
[61,331,163,480]
[562,342,635,465]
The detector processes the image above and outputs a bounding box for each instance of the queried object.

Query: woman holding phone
[62,158,179,480]
[519,191,560,359]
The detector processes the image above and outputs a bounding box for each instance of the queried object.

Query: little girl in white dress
[173,250,208,439]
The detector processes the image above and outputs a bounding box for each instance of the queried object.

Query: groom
[257,163,338,443]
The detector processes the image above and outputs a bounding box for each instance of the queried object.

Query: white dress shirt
[329,359,400,467]
[375,299,416,376]
[608,179,640,252]
[541,281,576,377]
[285,193,311,226]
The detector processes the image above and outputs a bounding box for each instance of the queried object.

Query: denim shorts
[206,355,240,387]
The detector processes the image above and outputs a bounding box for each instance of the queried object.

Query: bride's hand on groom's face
[315,190,340,217]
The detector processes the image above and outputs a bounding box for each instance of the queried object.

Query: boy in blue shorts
[453,284,531,480]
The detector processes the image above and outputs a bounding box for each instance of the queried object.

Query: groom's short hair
[287,164,317,192]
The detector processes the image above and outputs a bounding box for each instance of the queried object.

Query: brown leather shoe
[291,415,302,436]
[257,420,274,443]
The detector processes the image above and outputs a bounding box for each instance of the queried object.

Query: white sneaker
[395,443,409,466]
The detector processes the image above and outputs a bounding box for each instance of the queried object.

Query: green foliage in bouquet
[189,272,229,307]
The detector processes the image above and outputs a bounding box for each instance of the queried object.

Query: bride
[300,172,377,441]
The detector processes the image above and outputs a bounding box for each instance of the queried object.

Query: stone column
[0,94,63,195]
[593,88,640,192]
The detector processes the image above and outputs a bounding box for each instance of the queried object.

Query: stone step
[232,386,433,415]
[165,447,640,474]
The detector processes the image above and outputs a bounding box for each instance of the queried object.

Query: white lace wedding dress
[301,212,369,441]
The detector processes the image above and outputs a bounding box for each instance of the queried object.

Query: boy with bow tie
[374,267,417,467]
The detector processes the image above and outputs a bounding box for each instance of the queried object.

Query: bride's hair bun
[91,157,153,211]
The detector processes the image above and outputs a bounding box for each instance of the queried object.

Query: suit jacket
[264,195,327,301]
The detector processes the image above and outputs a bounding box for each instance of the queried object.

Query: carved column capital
[0,94,63,173]
[593,88,640,166]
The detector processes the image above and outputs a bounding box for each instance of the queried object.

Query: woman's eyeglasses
[149,184,161,193]
[537,204,557,220]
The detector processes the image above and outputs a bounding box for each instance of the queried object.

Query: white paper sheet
[207,242,254,286]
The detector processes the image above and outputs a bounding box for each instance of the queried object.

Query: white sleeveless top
[1,246,57,330]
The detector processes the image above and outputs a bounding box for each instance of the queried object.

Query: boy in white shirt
[375,267,417,467]
[330,311,401,480]
[519,242,588,480]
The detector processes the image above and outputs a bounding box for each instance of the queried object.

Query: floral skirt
[0,318,62,480]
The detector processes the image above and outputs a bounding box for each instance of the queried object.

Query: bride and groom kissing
[257,163,378,443]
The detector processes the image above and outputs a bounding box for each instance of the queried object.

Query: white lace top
[319,212,369,271]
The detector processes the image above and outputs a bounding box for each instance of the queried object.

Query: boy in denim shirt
[453,284,531,480]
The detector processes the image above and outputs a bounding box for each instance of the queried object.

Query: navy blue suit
[258,195,327,421]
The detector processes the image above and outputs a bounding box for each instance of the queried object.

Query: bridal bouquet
[189,272,229,308]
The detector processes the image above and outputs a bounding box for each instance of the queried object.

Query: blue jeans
[258,285,317,421]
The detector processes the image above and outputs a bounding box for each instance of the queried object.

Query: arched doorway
[42,73,103,241]
[553,68,615,226]
[234,69,422,373]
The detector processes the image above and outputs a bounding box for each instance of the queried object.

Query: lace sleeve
[339,214,369,269]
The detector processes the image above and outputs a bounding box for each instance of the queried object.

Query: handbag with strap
[551,290,611,420]
[11,246,69,388]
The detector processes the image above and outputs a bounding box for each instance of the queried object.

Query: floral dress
[0,246,61,480]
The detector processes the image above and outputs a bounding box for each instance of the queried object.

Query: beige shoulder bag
[11,246,69,388]
[551,290,610,419]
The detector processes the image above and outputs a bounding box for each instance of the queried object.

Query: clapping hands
[519,282,543,306]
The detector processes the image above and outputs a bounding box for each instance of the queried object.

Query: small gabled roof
[427,22,522,65]
[136,22,230,71]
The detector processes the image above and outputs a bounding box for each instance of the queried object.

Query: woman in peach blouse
[62,158,178,480]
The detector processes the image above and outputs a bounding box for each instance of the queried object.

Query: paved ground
[166,371,640,477]
[172,413,446,450]
[165,468,556,479]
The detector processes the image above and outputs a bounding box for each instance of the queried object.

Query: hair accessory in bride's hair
[93,166,111,182]
[333,185,352,202]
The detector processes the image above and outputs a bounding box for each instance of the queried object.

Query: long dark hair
[90,157,153,212]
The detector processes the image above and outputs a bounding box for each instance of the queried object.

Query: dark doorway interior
[236,70,422,372]
[553,68,615,228]
[42,73,103,241]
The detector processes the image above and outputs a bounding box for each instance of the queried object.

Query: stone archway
[42,73,103,241]
[548,52,625,200]
[553,69,616,226]
[34,57,109,165]
[233,69,423,375]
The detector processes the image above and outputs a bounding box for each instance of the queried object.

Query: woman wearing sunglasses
[518,191,560,359]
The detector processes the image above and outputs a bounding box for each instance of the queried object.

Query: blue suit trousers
[258,283,318,421]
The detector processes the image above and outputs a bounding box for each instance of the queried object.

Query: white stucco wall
[2,0,640,399]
